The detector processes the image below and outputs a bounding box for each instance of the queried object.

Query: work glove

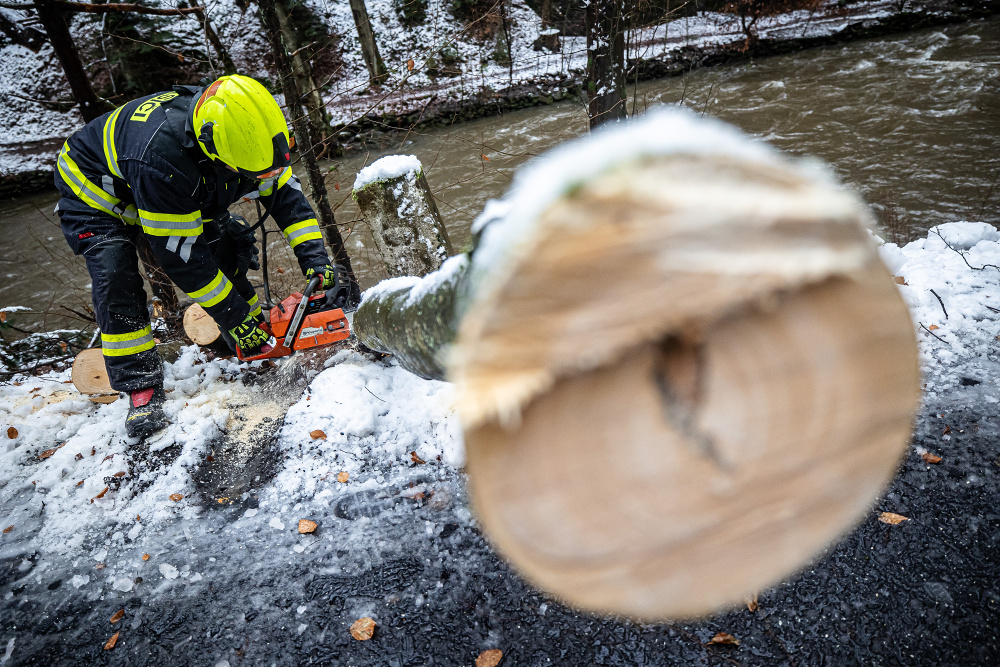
[305,264,339,290]
[224,214,260,273]
[228,313,274,357]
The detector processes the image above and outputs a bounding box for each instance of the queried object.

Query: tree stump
[352,110,921,619]
[71,348,118,403]
[353,155,454,279]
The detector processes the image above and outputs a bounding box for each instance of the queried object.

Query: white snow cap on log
[353,154,423,191]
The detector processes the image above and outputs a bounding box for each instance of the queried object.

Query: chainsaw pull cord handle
[283,275,323,350]
[254,199,279,311]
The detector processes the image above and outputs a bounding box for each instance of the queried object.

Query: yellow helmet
[192,75,291,179]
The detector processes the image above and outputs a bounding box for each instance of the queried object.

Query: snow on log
[352,155,454,278]
[353,109,921,619]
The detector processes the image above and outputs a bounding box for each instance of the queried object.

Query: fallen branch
[929,288,948,320]
[0,1,202,14]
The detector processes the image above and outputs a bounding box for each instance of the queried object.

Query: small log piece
[183,303,221,346]
[71,347,118,402]
[353,155,454,279]
[352,110,921,619]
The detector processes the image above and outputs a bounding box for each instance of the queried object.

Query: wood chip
[39,448,58,459]
[95,562,105,570]
[6,426,16,439]
[169,493,183,502]
[476,649,504,667]
[104,631,119,650]
[921,452,942,464]
[92,486,109,502]
[142,554,150,561]
[745,593,758,612]
[113,471,126,478]
[75,480,84,487]
[350,617,376,641]
[310,429,327,440]
[878,511,909,525]
[2,525,12,534]
[942,425,951,435]
[102,454,114,463]
[410,451,426,464]
[110,609,124,624]
[708,632,739,646]
[337,471,349,483]
[298,519,317,534]
[75,453,83,461]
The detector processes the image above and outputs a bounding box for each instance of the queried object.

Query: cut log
[353,155,454,279]
[183,303,221,346]
[352,110,920,619]
[71,347,118,402]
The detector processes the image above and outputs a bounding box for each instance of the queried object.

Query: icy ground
[0,0,912,180]
[0,221,998,664]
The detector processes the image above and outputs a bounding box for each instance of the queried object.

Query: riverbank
[1,0,997,199]
[1,220,997,664]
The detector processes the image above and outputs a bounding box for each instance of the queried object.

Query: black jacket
[55,85,330,332]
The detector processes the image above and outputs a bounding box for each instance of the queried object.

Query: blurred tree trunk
[34,0,111,122]
[188,0,237,75]
[585,0,626,129]
[348,0,388,85]
[256,0,361,304]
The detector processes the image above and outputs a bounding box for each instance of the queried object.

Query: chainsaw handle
[282,276,323,349]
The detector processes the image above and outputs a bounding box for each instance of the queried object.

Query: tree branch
[1,1,203,15]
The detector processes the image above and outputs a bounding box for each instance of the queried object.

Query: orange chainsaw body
[235,290,350,362]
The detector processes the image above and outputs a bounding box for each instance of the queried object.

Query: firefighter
[56,74,340,439]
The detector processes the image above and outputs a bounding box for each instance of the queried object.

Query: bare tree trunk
[273,0,331,155]
[348,0,388,85]
[34,0,111,122]
[188,0,237,75]
[585,0,626,129]
[256,0,361,305]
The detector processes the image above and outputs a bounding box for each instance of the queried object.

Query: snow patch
[353,155,423,191]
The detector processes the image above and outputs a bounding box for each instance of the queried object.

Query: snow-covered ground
[0,0,915,181]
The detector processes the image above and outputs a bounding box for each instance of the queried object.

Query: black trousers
[58,195,256,392]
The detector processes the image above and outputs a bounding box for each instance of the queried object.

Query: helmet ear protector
[198,122,292,179]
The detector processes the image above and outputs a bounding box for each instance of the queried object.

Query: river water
[1,18,997,333]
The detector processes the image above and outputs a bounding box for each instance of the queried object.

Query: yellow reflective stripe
[138,209,203,237]
[283,218,322,249]
[258,168,293,198]
[248,293,262,319]
[57,144,122,217]
[102,326,155,357]
[187,270,232,308]
[276,167,293,189]
[102,107,125,179]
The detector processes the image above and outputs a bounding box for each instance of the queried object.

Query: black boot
[126,387,168,439]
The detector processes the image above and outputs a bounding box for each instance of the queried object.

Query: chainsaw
[235,203,354,363]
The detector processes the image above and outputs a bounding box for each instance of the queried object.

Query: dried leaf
[476,649,504,667]
[298,519,317,534]
[350,617,376,641]
[142,553,150,561]
[91,447,95,456]
[59,341,68,351]
[0,311,6,322]
[75,453,83,461]
[39,448,58,459]
[406,58,415,71]
[745,594,758,612]
[94,486,109,500]
[921,452,942,464]
[110,609,124,624]
[334,182,340,191]
[206,455,214,462]
[2,525,12,534]
[928,324,939,331]
[95,562,106,570]
[310,430,327,440]
[104,631,119,650]
[893,276,908,285]
[102,454,114,463]
[7,426,17,439]
[878,511,909,525]
[136,515,140,521]
[76,480,84,487]
[276,267,286,274]
[337,471,349,483]
[410,451,426,464]
[942,425,951,435]
[113,471,126,478]
[708,632,739,646]
[482,154,490,161]
[169,493,183,502]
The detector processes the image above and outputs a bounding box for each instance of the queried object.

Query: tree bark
[34,0,111,122]
[585,0,626,129]
[351,112,921,620]
[256,0,361,305]
[273,0,331,155]
[348,0,388,85]
[353,159,453,280]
